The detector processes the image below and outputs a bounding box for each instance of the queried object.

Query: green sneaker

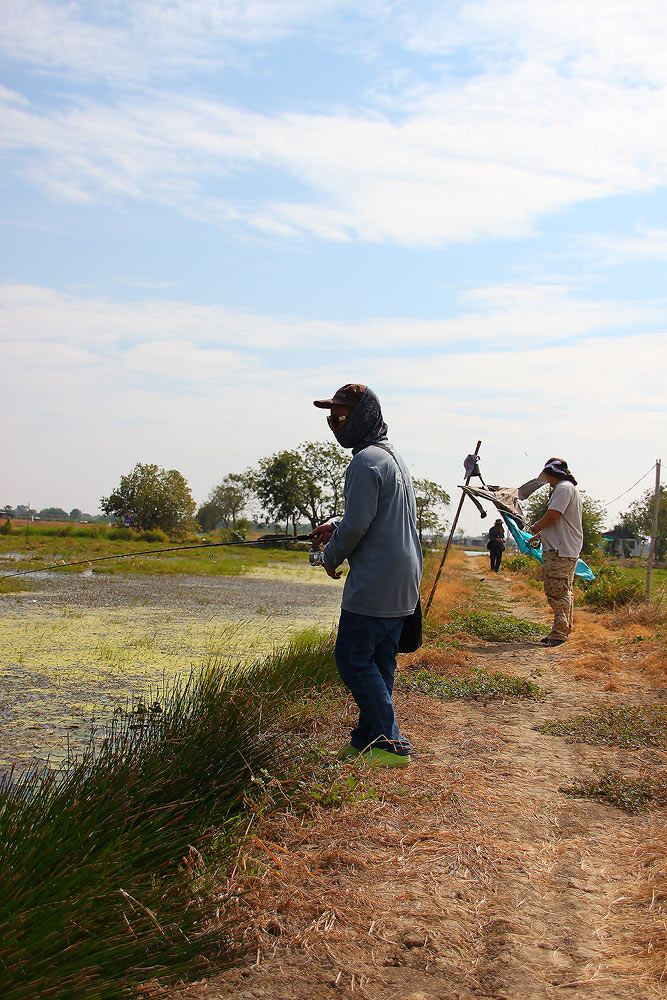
[335,743,362,761]
[360,747,411,768]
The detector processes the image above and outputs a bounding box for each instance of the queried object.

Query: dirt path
[169,558,666,1000]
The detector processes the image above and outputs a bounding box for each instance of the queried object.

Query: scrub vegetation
[440,607,547,642]
[579,564,644,609]
[562,768,667,814]
[502,547,667,607]
[538,704,667,748]
[402,666,543,700]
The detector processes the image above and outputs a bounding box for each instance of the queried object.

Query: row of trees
[97,444,452,542]
[2,505,101,523]
[197,443,451,542]
[8,461,665,557]
[196,442,451,541]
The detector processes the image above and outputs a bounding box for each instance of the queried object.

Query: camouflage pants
[542,550,577,641]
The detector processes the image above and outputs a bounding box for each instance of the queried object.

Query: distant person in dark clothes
[309,384,422,768]
[487,518,505,573]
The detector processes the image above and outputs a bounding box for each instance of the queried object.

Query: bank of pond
[0,630,338,1000]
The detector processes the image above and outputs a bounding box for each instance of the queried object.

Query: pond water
[0,568,343,772]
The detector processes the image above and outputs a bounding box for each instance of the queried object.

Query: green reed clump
[502,555,530,572]
[0,630,338,1000]
[21,523,109,539]
[579,565,643,609]
[402,667,543,700]
[562,768,667,813]
[538,704,667,748]
[138,528,169,543]
[0,578,35,595]
[441,608,548,642]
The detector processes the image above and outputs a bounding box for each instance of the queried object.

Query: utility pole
[645,459,662,604]
[25,502,30,547]
[424,441,481,617]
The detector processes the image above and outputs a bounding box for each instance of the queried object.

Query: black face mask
[332,387,388,451]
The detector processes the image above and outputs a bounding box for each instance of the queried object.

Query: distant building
[603,528,645,558]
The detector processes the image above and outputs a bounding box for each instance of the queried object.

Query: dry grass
[165,694,524,1000]
[400,644,470,676]
[608,601,667,629]
[421,547,474,619]
[161,689,508,1000]
[162,549,667,1000]
[602,824,667,995]
[546,607,667,692]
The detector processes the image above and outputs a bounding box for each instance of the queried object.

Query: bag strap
[371,443,418,531]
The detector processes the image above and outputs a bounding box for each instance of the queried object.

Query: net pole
[645,459,662,604]
[424,440,481,617]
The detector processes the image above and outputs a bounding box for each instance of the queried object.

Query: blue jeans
[335,609,410,755]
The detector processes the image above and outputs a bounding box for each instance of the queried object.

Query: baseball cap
[313,383,367,409]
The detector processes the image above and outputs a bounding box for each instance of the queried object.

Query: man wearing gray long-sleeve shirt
[310,384,422,768]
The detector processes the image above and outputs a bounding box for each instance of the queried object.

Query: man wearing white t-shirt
[528,459,583,647]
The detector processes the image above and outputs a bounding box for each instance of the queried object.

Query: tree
[38,507,69,521]
[523,488,605,557]
[413,478,451,544]
[69,508,83,521]
[618,485,667,560]
[100,463,196,534]
[208,474,249,528]
[245,441,348,533]
[196,501,221,532]
[248,450,304,535]
[297,441,348,527]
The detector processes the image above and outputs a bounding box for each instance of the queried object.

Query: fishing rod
[1,534,317,581]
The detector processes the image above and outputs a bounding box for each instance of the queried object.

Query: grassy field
[0,524,314,581]
[616,562,667,596]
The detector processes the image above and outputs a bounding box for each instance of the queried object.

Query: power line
[602,465,656,508]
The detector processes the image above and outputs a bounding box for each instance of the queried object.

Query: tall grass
[0,630,338,999]
[579,565,644,609]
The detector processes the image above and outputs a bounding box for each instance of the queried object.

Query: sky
[1,0,666,533]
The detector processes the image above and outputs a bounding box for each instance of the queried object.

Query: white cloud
[2,281,665,523]
[3,3,667,248]
[1,0,348,80]
[0,281,656,355]
[123,340,262,382]
[3,56,667,247]
[586,226,667,263]
[400,0,667,86]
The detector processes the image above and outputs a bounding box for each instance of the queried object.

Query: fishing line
[1,534,314,581]
[602,465,656,508]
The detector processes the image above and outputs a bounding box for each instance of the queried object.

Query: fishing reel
[309,547,326,568]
